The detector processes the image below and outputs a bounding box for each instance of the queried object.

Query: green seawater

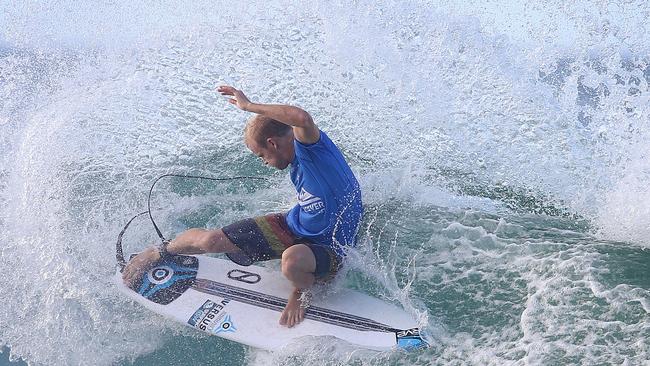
[116,181,650,365]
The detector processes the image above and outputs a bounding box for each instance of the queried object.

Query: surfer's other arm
[217,85,319,144]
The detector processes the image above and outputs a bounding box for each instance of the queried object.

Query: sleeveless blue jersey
[286,130,363,252]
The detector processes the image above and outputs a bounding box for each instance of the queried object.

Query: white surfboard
[115,254,428,351]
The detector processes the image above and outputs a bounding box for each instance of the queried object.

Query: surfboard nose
[396,328,430,350]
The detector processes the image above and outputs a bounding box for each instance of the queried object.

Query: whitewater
[1,1,648,365]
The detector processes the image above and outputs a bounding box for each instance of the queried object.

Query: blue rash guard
[285,130,363,254]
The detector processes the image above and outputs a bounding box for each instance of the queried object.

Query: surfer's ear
[267,137,278,150]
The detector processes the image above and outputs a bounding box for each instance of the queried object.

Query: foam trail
[1,1,649,365]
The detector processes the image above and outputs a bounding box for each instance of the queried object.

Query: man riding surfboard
[122,85,363,328]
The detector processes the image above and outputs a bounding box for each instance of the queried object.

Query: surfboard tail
[133,255,199,305]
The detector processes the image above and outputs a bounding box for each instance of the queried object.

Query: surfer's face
[247,137,292,170]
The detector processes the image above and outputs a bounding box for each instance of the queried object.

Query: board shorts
[221,213,341,281]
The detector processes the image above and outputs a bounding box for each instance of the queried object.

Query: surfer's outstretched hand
[218,85,252,111]
[122,247,159,289]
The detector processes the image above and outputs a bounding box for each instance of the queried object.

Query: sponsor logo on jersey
[297,188,325,213]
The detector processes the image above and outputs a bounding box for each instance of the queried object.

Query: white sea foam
[1,1,649,365]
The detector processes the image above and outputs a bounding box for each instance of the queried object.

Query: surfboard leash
[116,174,269,271]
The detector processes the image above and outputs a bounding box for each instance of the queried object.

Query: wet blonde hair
[244,115,292,146]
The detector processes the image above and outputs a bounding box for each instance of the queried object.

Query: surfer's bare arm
[122,229,236,288]
[218,85,320,144]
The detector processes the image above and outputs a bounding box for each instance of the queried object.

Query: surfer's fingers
[217,85,235,95]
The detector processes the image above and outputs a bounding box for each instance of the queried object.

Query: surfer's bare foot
[279,288,307,328]
[122,247,160,289]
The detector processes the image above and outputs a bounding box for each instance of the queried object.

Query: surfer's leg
[219,213,320,327]
[281,244,317,288]
[279,244,343,327]
[169,228,240,254]
[279,244,317,327]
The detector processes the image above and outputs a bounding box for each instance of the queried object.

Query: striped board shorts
[221,213,341,280]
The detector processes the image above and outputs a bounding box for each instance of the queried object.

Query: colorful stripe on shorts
[254,214,295,256]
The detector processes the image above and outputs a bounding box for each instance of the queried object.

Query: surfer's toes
[280,289,308,327]
[289,310,305,327]
[297,309,305,323]
[280,310,296,327]
[279,310,288,326]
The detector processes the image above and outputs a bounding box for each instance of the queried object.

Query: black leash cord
[115,211,148,270]
[147,174,269,243]
[116,174,268,271]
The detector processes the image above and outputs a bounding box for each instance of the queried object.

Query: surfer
[122,85,363,328]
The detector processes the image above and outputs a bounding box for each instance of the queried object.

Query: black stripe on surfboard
[192,278,401,333]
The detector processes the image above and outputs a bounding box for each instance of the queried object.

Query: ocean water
[1,1,649,365]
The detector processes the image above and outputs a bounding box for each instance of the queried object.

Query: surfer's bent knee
[280,244,343,282]
[281,244,317,277]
